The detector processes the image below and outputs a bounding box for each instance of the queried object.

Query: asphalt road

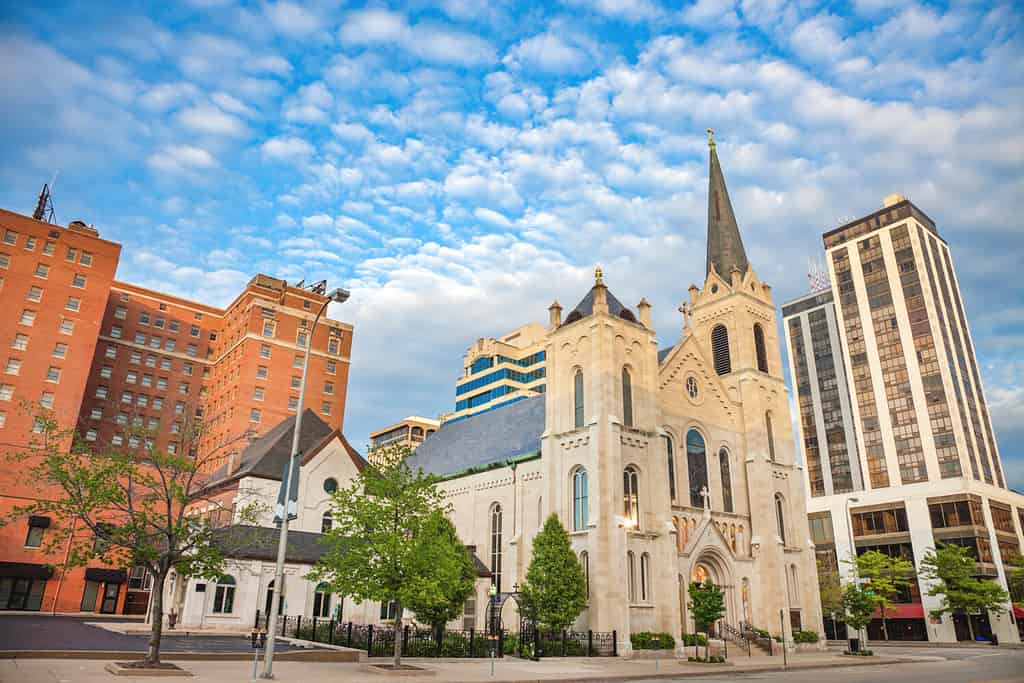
[0,615,303,653]
[646,646,1024,683]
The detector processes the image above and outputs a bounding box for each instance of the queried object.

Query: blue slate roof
[405,394,545,477]
[658,346,676,364]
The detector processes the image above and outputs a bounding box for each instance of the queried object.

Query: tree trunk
[146,572,166,665]
[966,615,974,642]
[392,600,403,668]
[880,612,888,641]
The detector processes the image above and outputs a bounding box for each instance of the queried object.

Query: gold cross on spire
[594,265,604,286]
[707,127,715,149]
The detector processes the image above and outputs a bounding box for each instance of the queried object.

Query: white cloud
[302,213,335,229]
[504,31,597,75]
[264,1,322,37]
[339,9,496,67]
[261,135,316,162]
[682,0,740,28]
[177,103,248,137]
[146,144,218,175]
[139,82,199,112]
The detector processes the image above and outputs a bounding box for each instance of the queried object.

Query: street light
[262,287,349,678]
[844,497,861,651]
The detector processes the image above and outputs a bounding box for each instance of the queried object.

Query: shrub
[680,632,708,646]
[793,630,819,643]
[687,655,725,663]
[631,632,676,649]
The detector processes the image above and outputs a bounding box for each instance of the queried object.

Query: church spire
[705,128,749,279]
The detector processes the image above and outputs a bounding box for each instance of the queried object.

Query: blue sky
[1,1,1022,488]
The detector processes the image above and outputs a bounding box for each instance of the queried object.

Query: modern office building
[0,205,353,616]
[447,322,547,423]
[367,415,440,466]
[783,194,1024,643]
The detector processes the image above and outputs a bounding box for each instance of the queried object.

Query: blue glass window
[686,429,708,509]
[572,467,588,530]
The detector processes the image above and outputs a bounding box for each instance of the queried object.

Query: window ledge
[629,602,654,609]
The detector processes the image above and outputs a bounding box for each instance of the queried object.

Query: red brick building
[0,207,353,615]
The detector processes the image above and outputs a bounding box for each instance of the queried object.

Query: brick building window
[110,325,122,339]
[19,309,36,326]
[4,359,21,375]
[39,392,54,409]
[0,384,13,401]
[61,319,74,335]
[12,334,28,350]
[66,297,80,312]
[80,252,93,266]
[52,343,67,359]
[71,273,86,288]
[114,306,127,319]
[250,409,261,423]
[46,367,61,383]
[27,286,42,302]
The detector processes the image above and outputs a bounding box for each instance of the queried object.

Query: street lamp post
[262,287,349,679]
[844,496,861,651]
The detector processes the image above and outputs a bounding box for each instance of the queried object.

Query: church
[405,132,824,648]
[164,134,823,651]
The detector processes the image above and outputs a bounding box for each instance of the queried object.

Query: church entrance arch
[680,549,736,633]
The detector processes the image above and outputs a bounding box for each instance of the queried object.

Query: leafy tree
[847,550,914,640]
[309,448,448,668]
[840,583,874,646]
[2,406,261,666]
[688,580,726,660]
[817,557,844,624]
[519,514,587,632]
[919,543,1010,642]
[1008,555,1024,605]
[405,511,476,636]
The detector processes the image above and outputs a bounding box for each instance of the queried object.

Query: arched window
[718,447,733,513]
[753,324,768,373]
[711,325,731,375]
[775,494,787,545]
[765,412,776,462]
[621,367,633,428]
[321,511,333,533]
[573,369,585,429]
[489,503,503,593]
[213,575,235,613]
[580,551,590,598]
[572,467,588,531]
[685,429,709,509]
[627,551,636,602]
[664,435,677,502]
[640,553,651,601]
[313,582,332,618]
[623,466,639,527]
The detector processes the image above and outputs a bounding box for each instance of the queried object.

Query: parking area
[0,615,304,653]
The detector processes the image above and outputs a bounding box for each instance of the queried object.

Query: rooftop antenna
[33,171,59,223]
[807,254,830,293]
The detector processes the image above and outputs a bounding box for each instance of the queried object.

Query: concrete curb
[450,656,930,683]
[0,649,357,662]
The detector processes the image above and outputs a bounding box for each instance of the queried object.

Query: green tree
[847,550,914,641]
[919,543,1010,642]
[817,558,844,626]
[688,580,726,660]
[519,514,587,632]
[309,448,447,667]
[1008,555,1024,605]
[2,407,261,666]
[841,583,875,647]
[405,511,476,636]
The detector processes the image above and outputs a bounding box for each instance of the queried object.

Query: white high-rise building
[783,195,1024,644]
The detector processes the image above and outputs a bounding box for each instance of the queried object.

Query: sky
[1,0,1022,489]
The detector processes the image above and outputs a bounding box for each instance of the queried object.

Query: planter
[104,662,193,677]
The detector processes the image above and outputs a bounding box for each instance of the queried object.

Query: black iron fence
[507,625,617,658]
[253,611,616,658]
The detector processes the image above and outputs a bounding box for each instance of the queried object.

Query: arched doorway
[680,549,736,633]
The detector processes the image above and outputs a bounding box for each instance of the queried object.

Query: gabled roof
[405,394,545,477]
[206,410,366,487]
[706,132,749,278]
[657,346,675,365]
[561,283,637,327]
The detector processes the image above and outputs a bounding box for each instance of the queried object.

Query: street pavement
[0,615,302,653]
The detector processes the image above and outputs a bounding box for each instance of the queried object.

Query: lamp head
[488,584,498,597]
[327,288,350,304]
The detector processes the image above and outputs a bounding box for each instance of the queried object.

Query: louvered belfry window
[711,324,731,375]
[754,323,769,373]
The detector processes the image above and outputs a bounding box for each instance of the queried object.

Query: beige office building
[367,415,440,466]
[783,195,1024,644]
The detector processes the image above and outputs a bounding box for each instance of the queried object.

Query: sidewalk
[88,622,250,637]
[0,651,936,682]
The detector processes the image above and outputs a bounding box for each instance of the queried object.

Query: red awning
[872,604,925,619]
[1013,606,1024,619]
